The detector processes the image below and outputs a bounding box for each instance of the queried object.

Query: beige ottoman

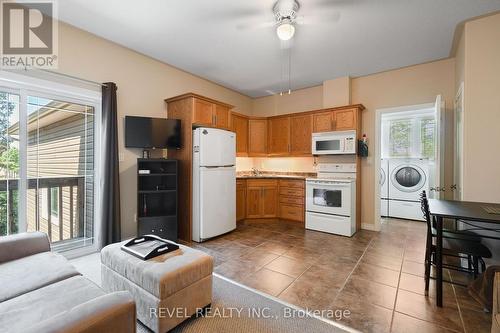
[101,241,213,333]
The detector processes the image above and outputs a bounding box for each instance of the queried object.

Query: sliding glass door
[0,73,100,254]
[0,90,20,236]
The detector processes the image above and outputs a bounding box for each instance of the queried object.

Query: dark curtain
[101,82,121,246]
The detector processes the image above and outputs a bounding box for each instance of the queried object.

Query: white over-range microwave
[312,130,357,155]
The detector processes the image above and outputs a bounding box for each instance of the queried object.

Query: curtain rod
[20,67,108,87]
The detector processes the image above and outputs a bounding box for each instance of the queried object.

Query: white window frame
[0,70,102,258]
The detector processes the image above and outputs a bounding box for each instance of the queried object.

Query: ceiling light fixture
[276,19,295,41]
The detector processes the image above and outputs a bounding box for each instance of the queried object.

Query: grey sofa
[0,232,136,333]
[493,272,500,333]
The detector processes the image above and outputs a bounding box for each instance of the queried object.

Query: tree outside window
[385,114,436,159]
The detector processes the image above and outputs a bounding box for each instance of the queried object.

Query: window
[382,111,436,159]
[389,119,412,157]
[0,71,101,254]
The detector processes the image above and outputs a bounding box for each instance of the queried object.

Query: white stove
[306,163,357,237]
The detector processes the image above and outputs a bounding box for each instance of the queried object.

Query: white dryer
[388,158,430,221]
[380,159,389,217]
[388,158,430,201]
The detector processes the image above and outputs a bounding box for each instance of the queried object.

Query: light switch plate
[118,152,124,162]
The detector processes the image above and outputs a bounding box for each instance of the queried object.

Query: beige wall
[252,85,323,117]
[56,23,253,239]
[461,13,500,203]
[351,59,455,226]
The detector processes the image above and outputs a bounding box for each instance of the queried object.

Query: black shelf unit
[137,158,178,241]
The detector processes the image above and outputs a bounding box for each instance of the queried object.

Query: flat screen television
[125,116,181,149]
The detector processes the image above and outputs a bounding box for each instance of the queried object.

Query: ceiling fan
[236,0,342,41]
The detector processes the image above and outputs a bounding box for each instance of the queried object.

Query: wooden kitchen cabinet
[262,186,278,217]
[193,98,214,126]
[334,108,357,130]
[312,111,334,133]
[268,116,290,155]
[248,119,268,156]
[245,179,278,218]
[231,113,249,156]
[278,179,305,222]
[191,96,232,129]
[214,104,230,129]
[236,179,246,221]
[290,114,312,155]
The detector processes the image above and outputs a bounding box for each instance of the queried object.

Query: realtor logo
[1,0,58,68]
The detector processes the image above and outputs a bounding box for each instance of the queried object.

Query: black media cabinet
[136,158,178,242]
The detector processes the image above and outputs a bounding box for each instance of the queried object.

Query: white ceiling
[57,0,500,97]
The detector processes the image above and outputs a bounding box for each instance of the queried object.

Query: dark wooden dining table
[428,199,500,307]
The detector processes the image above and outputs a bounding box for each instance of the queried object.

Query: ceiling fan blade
[236,21,275,31]
[295,12,341,25]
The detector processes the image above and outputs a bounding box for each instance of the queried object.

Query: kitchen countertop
[236,172,316,180]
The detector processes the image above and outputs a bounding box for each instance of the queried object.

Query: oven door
[312,137,344,155]
[306,181,352,216]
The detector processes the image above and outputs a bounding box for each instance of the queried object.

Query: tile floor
[183,218,492,333]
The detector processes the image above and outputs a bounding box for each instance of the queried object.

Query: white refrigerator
[192,127,236,242]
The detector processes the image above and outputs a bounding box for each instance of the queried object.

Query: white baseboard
[361,223,380,231]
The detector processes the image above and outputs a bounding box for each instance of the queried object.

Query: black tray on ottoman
[121,235,179,260]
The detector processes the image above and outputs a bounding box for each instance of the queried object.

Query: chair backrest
[420,190,432,233]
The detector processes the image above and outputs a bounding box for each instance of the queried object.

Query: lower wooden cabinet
[238,177,305,222]
[236,179,246,221]
[279,204,304,222]
[245,179,278,218]
[278,179,305,222]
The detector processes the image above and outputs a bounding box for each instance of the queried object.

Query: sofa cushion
[101,241,213,299]
[0,276,105,333]
[0,251,80,302]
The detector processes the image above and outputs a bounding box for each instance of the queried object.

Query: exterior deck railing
[0,176,86,243]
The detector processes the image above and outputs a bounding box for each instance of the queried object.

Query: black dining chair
[421,191,492,295]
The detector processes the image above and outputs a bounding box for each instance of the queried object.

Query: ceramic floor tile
[340,276,397,310]
[360,252,403,272]
[398,272,454,299]
[264,256,311,278]
[278,277,340,310]
[239,248,279,267]
[460,305,492,333]
[242,268,295,297]
[351,262,400,287]
[391,311,461,333]
[330,292,393,333]
[395,289,463,332]
[255,240,294,255]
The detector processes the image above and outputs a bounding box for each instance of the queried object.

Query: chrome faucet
[251,167,260,177]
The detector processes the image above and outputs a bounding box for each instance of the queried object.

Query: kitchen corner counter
[236,172,316,180]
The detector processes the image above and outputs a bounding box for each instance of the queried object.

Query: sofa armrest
[0,232,50,264]
[25,291,136,333]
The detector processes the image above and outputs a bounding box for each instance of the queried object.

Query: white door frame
[453,82,464,200]
[0,71,102,258]
[373,102,434,230]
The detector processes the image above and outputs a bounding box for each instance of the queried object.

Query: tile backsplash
[236,155,356,173]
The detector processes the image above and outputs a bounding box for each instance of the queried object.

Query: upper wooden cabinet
[290,114,312,155]
[268,116,290,156]
[334,108,357,130]
[214,104,230,130]
[312,111,334,133]
[231,112,249,156]
[167,93,234,130]
[193,98,214,126]
[248,118,267,156]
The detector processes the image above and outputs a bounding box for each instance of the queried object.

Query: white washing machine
[388,158,430,221]
[380,159,389,217]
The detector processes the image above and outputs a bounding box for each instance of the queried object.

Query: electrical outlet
[118,152,124,162]
[133,213,137,223]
